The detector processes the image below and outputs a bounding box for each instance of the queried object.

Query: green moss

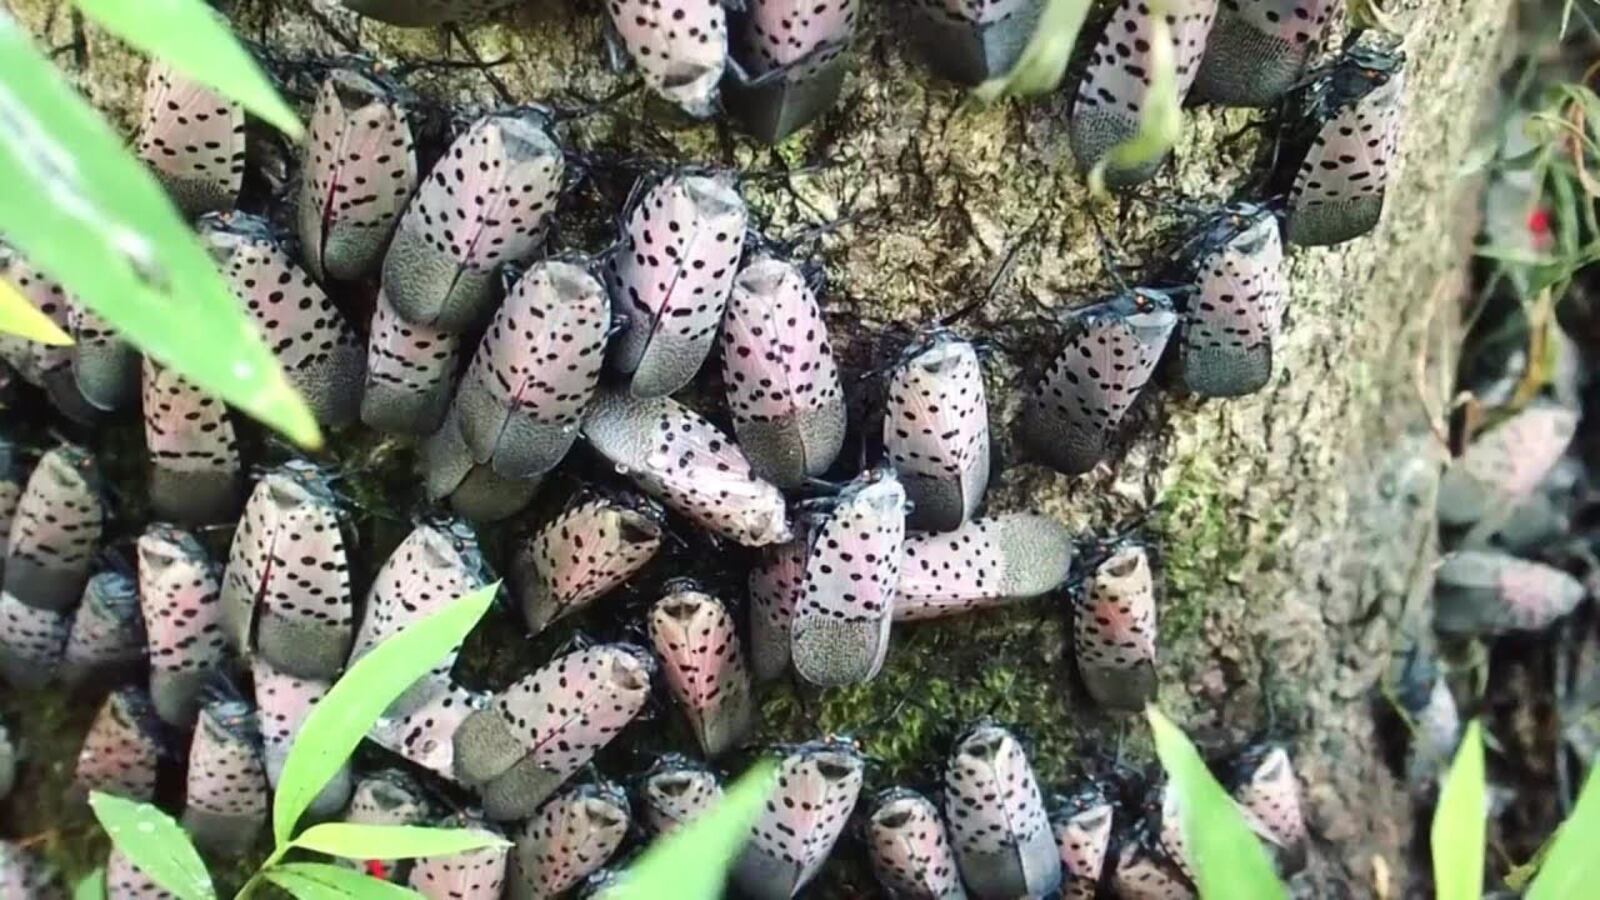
[1156,453,1240,645]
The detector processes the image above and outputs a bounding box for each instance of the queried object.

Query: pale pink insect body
[454,260,611,480]
[582,390,791,547]
[720,255,846,488]
[605,172,747,399]
[384,111,565,331]
[298,67,418,282]
[791,468,906,687]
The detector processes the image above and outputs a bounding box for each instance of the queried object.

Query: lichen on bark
[1,0,1511,894]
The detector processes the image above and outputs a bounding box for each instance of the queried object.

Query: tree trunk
[4,0,1512,894]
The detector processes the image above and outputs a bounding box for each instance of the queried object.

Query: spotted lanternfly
[137,524,229,727]
[1110,825,1196,899]
[906,0,1045,85]
[731,740,865,900]
[368,676,487,782]
[347,768,433,828]
[0,438,24,561]
[422,405,546,523]
[1052,785,1115,900]
[1,842,60,898]
[75,687,163,802]
[68,300,138,412]
[339,0,519,26]
[944,723,1061,898]
[1285,40,1407,247]
[5,444,104,612]
[583,390,792,547]
[183,698,270,859]
[1020,290,1177,476]
[1174,204,1288,398]
[1070,0,1218,186]
[107,845,176,899]
[354,518,490,713]
[748,524,808,681]
[603,0,727,117]
[408,814,509,900]
[648,584,757,757]
[884,331,990,532]
[1192,0,1339,107]
[221,460,353,679]
[509,781,631,899]
[199,212,366,427]
[510,492,662,636]
[1073,544,1157,712]
[384,111,565,331]
[1433,551,1584,636]
[0,590,70,688]
[895,513,1075,623]
[1438,405,1577,529]
[641,754,722,835]
[456,260,610,480]
[0,248,94,422]
[720,255,846,488]
[864,787,968,899]
[345,770,432,882]
[252,656,353,818]
[605,172,747,399]
[298,67,417,282]
[791,468,906,687]
[362,288,461,435]
[1227,745,1307,874]
[725,0,858,142]
[453,643,653,821]
[136,59,245,217]
[142,359,242,524]
[63,571,146,684]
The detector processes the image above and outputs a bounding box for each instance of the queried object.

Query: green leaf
[1089,6,1180,195]
[0,12,319,447]
[1146,707,1287,900]
[1525,738,1600,897]
[972,0,1093,100]
[70,0,302,138]
[606,761,777,900]
[263,863,424,900]
[292,824,510,861]
[1431,720,1486,900]
[72,869,106,900]
[273,583,499,845]
[87,792,215,900]
[0,275,71,345]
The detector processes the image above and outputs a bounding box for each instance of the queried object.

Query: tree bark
[3,0,1513,894]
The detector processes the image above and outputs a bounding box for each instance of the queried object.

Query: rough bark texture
[2,0,1512,895]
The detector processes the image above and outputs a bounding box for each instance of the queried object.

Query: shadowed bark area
[2,0,1509,894]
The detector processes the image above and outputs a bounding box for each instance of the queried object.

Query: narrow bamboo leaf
[1089,11,1180,195]
[73,869,106,900]
[1431,720,1486,900]
[1147,707,1287,900]
[292,824,510,861]
[0,12,319,447]
[71,0,302,138]
[1527,760,1600,897]
[607,761,777,900]
[264,863,425,900]
[973,0,1093,100]
[87,792,216,900]
[0,275,71,345]
[272,583,499,845]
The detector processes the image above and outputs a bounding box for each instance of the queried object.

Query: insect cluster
[0,0,1413,896]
